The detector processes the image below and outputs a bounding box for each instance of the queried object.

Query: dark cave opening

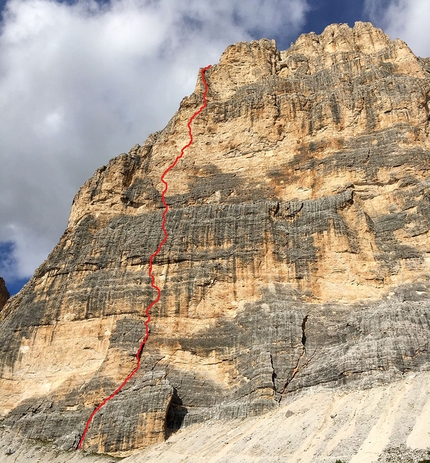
[165,388,188,439]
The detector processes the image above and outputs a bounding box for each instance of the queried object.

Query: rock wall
[0,278,9,311]
[0,22,429,455]
[3,371,430,462]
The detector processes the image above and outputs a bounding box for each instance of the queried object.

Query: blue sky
[0,0,429,296]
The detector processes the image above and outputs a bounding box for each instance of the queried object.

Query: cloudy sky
[0,0,429,295]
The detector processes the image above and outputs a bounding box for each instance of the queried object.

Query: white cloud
[0,0,309,284]
[365,0,430,57]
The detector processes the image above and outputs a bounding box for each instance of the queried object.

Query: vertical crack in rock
[301,315,308,348]
[269,353,279,401]
[279,315,312,396]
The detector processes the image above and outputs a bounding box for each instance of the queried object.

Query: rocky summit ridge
[0,22,429,461]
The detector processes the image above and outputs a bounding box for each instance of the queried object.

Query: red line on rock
[77,64,212,451]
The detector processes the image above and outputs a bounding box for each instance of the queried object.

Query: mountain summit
[1,22,429,461]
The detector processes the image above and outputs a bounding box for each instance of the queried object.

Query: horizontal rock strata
[0,22,429,455]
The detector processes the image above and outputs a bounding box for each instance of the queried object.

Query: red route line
[77,64,212,451]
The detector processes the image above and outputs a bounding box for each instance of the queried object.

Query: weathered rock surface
[0,278,9,311]
[2,371,430,463]
[124,371,430,463]
[0,21,429,457]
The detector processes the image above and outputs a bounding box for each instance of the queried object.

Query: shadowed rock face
[0,22,429,455]
[0,278,9,311]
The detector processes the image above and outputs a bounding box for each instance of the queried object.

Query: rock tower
[0,22,429,456]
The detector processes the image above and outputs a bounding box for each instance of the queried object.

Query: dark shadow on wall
[165,388,188,439]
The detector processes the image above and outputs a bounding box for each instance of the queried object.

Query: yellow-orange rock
[0,22,429,456]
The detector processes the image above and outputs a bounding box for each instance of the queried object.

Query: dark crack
[279,315,313,396]
[269,353,280,401]
[301,315,308,348]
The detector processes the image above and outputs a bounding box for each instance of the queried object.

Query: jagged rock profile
[0,278,9,311]
[0,22,429,458]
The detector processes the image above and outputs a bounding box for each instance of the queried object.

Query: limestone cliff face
[0,278,9,311]
[0,22,429,455]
